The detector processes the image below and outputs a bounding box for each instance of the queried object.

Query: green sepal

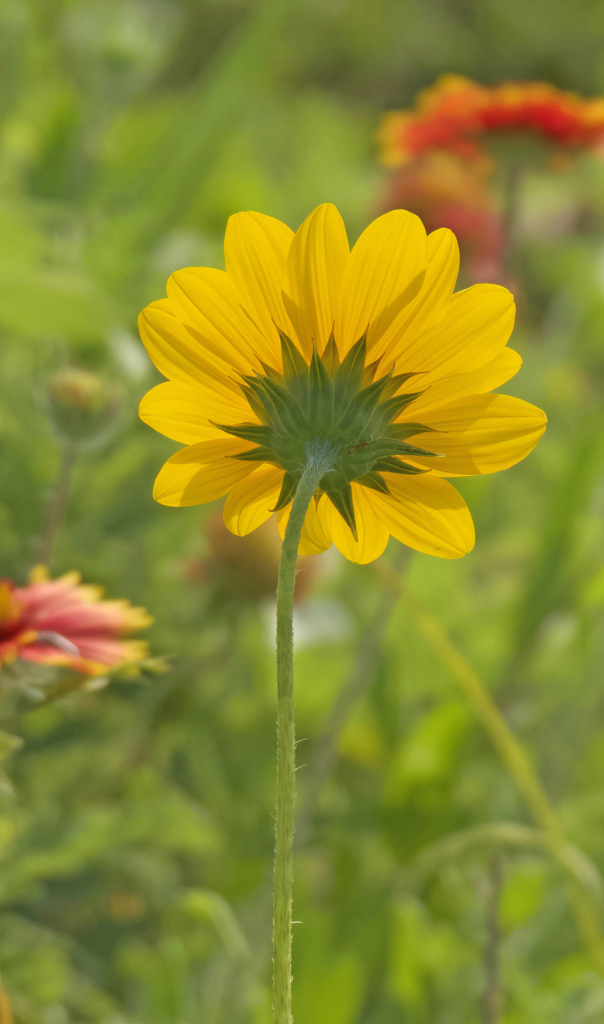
[321,478,357,540]
[373,457,426,475]
[309,347,334,425]
[321,327,340,375]
[356,471,391,494]
[233,445,279,463]
[259,360,284,384]
[378,371,425,401]
[386,422,435,441]
[345,370,393,420]
[362,358,381,387]
[260,377,309,437]
[214,422,272,445]
[387,437,442,458]
[272,471,300,512]
[279,331,309,405]
[376,390,426,423]
[334,334,366,406]
[238,382,270,424]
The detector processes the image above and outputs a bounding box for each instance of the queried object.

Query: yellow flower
[139,204,546,564]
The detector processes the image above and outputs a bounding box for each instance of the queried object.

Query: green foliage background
[3,0,604,1021]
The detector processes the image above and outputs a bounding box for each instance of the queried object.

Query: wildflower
[380,75,604,168]
[139,203,546,564]
[0,568,151,676]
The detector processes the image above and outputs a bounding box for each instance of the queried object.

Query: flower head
[0,569,151,676]
[380,75,604,167]
[139,204,546,564]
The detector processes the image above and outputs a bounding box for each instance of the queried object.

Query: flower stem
[273,440,336,1024]
[34,443,77,567]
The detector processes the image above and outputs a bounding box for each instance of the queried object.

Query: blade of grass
[376,562,604,974]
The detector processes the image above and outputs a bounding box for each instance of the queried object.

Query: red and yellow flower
[0,569,151,676]
[380,75,604,167]
[139,204,546,564]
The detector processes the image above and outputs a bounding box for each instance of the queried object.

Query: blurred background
[3,0,604,1021]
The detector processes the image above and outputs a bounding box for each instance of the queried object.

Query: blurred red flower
[380,75,604,167]
[0,568,151,677]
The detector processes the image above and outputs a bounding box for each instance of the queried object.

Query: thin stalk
[34,444,77,567]
[273,440,336,1024]
[405,589,604,974]
[374,563,604,973]
[482,854,504,1024]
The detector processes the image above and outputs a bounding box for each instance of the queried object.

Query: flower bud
[47,368,124,449]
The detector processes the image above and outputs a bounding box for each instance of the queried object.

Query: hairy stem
[273,440,336,1024]
[34,444,77,567]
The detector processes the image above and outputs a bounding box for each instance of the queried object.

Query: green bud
[47,368,124,449]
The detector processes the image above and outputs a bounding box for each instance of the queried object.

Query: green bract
[216,331,441,540]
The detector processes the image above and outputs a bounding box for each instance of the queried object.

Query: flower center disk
[215,329,441,540]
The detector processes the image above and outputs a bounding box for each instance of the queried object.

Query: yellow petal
[225,212,294,363]
[369,476,475,559]
[139,381,253,444]
[139,300,241,390]
[403,394,547,476]
[319,483,390,564]
[380,228,459,362]
[339,210,427,357]
[223,464,285,536]
[153,438,256,507]
[282,203,349,358]
[167,267,270,372]
[404,347,522,415]
[395,283,515,375]
[277,495,332,556]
